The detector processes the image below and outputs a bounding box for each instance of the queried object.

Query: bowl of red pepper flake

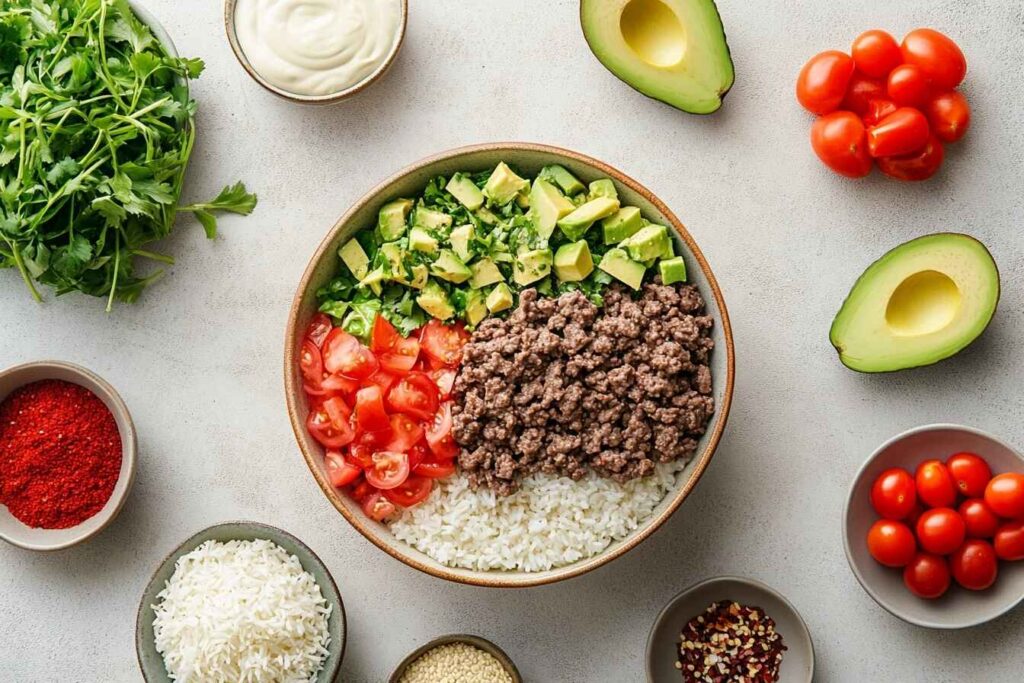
[646,576,814,683]
[0,361,136,551]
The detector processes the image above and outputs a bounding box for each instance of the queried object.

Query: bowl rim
[842,422,1024,629]
[284,141,736,587]
[387,633,522,683]
[0,360,138,551]
[134,520,347,682]
[645,575,815,683]
[222,0,409,105]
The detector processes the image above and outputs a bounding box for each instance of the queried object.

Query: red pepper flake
[0,379,122,529]
[675,601,786,683]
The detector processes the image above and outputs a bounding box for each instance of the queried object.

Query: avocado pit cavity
[885,270,962,337]
[620,0,687,68]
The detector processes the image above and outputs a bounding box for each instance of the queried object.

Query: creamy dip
[233,0,402,97]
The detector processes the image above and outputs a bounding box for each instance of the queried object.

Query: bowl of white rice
[136,521,344,682]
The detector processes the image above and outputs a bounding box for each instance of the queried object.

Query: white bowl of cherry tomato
[797,28,970,181]
[844,424,1024,629]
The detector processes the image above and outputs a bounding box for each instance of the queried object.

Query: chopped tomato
[414,454,456,479]
[354,386,390,432]
[385,413,424,452]
[347,443,376,470]
[363,369,398,396]
[306,404,355,448]
[420,319,469,367]
[430,368,457,400]
[380,351,418,374]
[361,492,397,521]
[323,328,379,379]
[303,382,329,397]
[407,443,428,470]
[322,396,352,430]
[388,372,440,422]
[325,451,361,488]
[299,340,324,389]
[426,402,460,460]
[322,372,360,397]
[370,315,401,354]
[305,313,332,348]
[350,477,374,503]
[364,450,410,490]
[382,475,433,507]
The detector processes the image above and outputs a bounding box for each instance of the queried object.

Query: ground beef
[452,281,715,496]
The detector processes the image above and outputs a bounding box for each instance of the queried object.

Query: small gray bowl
[844,423,1024,629]
[646,576,814,683]
[136,521,346,682]
[0,361,137,551]
[389,634,522,683]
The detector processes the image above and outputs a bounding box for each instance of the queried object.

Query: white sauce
[234,0,402,96]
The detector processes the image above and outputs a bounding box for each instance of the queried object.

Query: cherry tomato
[361,492,397,521]
[867,107,930,158]
[388,372,440,422]
[306,404,355,449]
[841,73,886,116]
[925,91,971,143]
[946,452,991,498]
[325,451,361,488]
[299,340,324,389]
[323,328,379,379]
[426,402,460,460]
[350,477,374,503]
[354,385,390,433]
[363,369,398,397]
[862,99,898,127]
[420,320,469,367]
[903,552,950,599]
[322,396,352,431]
[810,112,872,178]
[916,507,966,555]
[877,135,944,181]
[915,459,958,508]
[384,413,424,452]
[321,372,359,400]
[372,316,421,373]
[867,520,917,567]
[851,30,903,79]
[414,455,457,479]
[370,315,401,354]
[431,368,458,400]
[994,520,1024,561]
[985,473,1024,519]
[364,450,410,490]
[886,64,931,107]
[959,498,1001,539]
[305,313,333,348]
[382,474,433,507]
[871,468,917,520]
[795,50,855,115]
[901,29,966,91]
[950,539,998,590]
[346,443,375,470]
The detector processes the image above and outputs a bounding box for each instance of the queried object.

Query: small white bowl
[0,361,137,551]
[844,424,1024,629]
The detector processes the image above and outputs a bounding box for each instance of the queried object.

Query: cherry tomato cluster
[797,28,971,181]
[867,453,1024,599]
[299,313,468,520]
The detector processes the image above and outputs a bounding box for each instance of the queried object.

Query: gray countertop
[2,1,1023,681]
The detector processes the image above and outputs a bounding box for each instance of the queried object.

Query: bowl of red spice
[0,361,137,551]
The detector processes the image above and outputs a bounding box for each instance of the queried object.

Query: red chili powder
[0,379,122,529]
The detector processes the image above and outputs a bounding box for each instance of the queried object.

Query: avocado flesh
[829,234,999,373]
[581,0,735,114]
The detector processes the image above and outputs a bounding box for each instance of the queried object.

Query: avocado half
[829,233,1000,373]
[580,0,735,115]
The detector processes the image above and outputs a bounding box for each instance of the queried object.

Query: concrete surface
[2,1,1023,681]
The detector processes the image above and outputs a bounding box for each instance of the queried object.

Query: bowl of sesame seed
[388,634,521,683]
[646,576,814,683]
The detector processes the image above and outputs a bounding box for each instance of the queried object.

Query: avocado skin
[829,232,1001,374]
[580,0,735,116]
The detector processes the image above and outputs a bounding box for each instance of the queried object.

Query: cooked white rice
[389,461,685,572]
[151,539,331,683]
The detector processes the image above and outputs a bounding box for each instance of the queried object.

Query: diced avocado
[416,280,455,320]
[360,266,385,295]
[580,0,735,115]
[465,289,489,326]
[445,173,485,210]
[621,224,671,262]
[469,257,505,289]
[409,226,438,254]
[659,256,688,284]
[602,206,644,244]
[541,164,585,196]
[598,248,646,290]
[491,250,514,263]
[486,282,514,313]
[407,264,429,289]
[554,241,594,282]
[588,178,617,201]
[513,248,553,286]
[483,162,529,206]
[449,224,475,262]
[474,206,499,225]
[378,199,413,240]
[557,197,620,240]
[430,249,472,284]
[414,206,452,232]
[380,241,406,279]
[339,239,370,279]
[661,237,675,259]
[529,178,575,239]
[830,233,1000,373]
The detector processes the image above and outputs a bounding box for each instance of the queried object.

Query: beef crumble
[452,281,715,496]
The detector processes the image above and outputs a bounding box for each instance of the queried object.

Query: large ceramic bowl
[285,143,735,587]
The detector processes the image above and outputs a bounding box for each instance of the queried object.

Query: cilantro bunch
[0,0,257,309]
